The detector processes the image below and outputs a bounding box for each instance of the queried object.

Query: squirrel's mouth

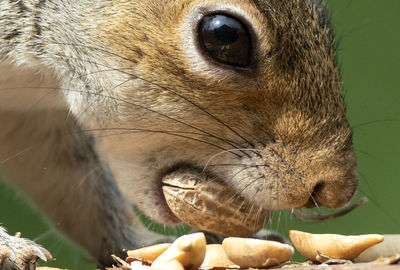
[134,161,365,237]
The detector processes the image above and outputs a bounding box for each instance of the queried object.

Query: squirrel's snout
[229,142,358,211]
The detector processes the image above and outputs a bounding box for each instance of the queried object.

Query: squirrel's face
[64,0,357,226]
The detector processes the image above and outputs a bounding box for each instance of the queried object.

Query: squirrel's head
[59,0,357,232]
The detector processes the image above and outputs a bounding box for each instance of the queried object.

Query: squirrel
[0,0,358,268]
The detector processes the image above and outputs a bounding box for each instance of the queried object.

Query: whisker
[203,148,264,172]
[47,52,254,157]
[1,146,33,164]
[74,87,244,157]
[242,200,255,226]
[357,170,376,200]
[292,197,368,223]
[45,41,255,149]
[232,176,264,203]
[43,41,138,65]
[213,164,269,168]
[110,77,135,92]
[207,163,256,167]
[32,230,53,242]
[0,66,134,114]
[84,127,219,138]
[308,191,319,209]
[276,178,282,213]
[273,210,282,233]
[227,167,254,183]
[261,177,273,227]
[244,182,266,228]
[25,87,60,112]
[254,205,265,229]
[354,148,379,161]
[288,173,318,209]
[351,118,400,129]
[47,50,254,156]
[75,67,135,80]
[2,85,243,158]
[74,76,136,121]
[266,149,319,209]
[77,167,98,187]
[86,128,235,154]
[263,208,272,229]
[229,176,265,225]
[211,166,255,203]
[357,188,400,227]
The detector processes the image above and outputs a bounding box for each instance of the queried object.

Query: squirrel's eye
[199,14,251,67]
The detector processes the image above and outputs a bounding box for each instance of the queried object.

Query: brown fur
[0,0,357,267]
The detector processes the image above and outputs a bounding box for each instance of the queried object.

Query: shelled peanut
[289,230,384,262]
[123,230,385,269]
[125,233,294,269]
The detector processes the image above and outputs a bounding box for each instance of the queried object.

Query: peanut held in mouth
[289,230,384,261]
[162,171,271,236]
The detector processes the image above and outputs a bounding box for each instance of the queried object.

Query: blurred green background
[1,0,400,269]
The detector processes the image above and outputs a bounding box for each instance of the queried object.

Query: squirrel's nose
[303,180,357,209]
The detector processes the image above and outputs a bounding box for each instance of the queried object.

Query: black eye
[199,14,251,67]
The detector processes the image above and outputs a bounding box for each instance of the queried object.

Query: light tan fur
[0,0,357,268]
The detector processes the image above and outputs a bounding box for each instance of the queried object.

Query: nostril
[303,183,324,208]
